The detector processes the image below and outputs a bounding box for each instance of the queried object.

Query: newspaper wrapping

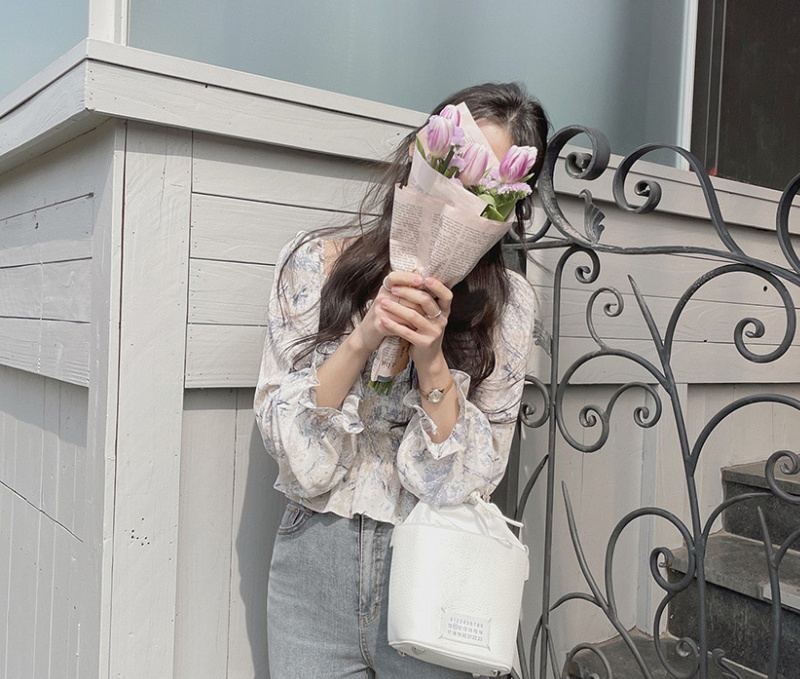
[369,104,516,388]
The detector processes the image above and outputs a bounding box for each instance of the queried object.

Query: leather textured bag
[387,492,529,677]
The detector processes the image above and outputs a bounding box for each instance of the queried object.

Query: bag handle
[468,491,524,529]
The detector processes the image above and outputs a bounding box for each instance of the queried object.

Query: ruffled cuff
[290,344,364,434]
[402,370,471,460]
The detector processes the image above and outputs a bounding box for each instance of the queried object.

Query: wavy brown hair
[280,82,549,395]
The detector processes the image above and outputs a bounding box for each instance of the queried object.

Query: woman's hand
[349,271,458,441]
[356,272,449,364]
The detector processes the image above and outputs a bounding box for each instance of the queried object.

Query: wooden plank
[189,260,273,326]
[187,256,800,341]
[0,127,103,227]
[187,319,800,392]
[84,39,424,128]
[190,194,346,264]
[551,144,798,232]
[185,325,265,389]
[181,327,773,392]
[227,389,282,679]
[0,260,92,322]
[174,389,237,679]
[87,121,127,679]
[0,366,91,678]
[0,366,16,487]
[0,318,89,386]
[0,485,12,673]
[7,370,44,507]
[54,388,78,539]
[71,535,101,679]
[6,495,38,679]
[0,196,94,268]
[87,62,410,161]
[526,206,800,307]
[192,133,373,210]
[0,63,92,164]
[542,336,800,384]
[110,123,192,679]
[41,379,61,522]
[49,525,79,678]
[533,286,800,347]
[39,321,91,387]
[528,195,798,285]
[62,382,89,541]
[33,517,56,679]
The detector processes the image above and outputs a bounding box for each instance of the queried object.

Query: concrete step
[667,531,800,678]
[722,460,800,549]
[565,628,766,679]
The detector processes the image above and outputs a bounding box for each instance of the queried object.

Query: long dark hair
[281,82,549,395]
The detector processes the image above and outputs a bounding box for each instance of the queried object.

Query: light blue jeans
[267,501,476,679]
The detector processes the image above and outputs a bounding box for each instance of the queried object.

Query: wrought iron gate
[506,126,800,679]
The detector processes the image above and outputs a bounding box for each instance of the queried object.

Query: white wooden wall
[172,130,379,677]
[98,121,394,677]
[185,133,374,388]
[0,122,123,679]
[0,366,90,679]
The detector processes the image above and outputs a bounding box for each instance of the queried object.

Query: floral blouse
[254,233,535,525]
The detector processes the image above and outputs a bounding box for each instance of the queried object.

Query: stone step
[565,628,766,679]
[722,460,800,549]
[667,531,800,678]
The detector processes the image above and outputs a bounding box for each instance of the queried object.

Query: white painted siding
[107,122,192,679]
[0,365,92,679]
[185,133,369,388]
[0,131,104,387]
[0,123,122,679]
[175,387,283,679]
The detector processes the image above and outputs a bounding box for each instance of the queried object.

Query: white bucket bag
[387,492,529,677]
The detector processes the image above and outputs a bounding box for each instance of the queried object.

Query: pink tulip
[498,145,539,183]
[426,116,454,158]
[457,144,491,187]
[438,104,462,126]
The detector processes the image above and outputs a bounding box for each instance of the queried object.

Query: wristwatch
[421,377,454,403]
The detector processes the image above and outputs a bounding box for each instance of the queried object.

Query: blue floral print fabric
[254,233,535,525]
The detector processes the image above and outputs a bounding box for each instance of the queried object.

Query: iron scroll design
[508,125,800,679]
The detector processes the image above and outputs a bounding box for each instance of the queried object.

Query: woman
[255,82,549,678]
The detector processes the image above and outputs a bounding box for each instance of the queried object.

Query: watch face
[428,389,444,403]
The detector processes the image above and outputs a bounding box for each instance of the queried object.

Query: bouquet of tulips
[369,103,539,393]
[421,105,538,221]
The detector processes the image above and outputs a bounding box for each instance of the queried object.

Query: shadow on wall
[236,419,283,678]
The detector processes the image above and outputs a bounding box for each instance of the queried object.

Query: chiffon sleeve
[253,234,365,499]
[395,271,535,505]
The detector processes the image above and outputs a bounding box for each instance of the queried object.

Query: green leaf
[442,146,456,172]
[481,204,505,221]
[368,378,394,395]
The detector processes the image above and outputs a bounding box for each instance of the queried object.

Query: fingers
[420,276,452,315]
[383,273,452,319]
[372,273,453,356]
[383,271,424,289]
[378,308,432,348]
